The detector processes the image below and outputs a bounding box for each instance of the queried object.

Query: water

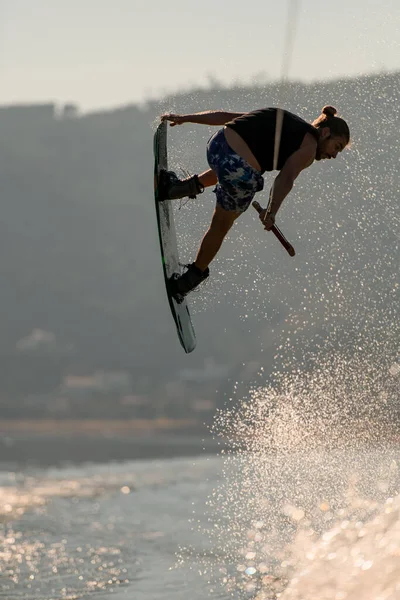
[0,455,223,600]
[1,439,400,600]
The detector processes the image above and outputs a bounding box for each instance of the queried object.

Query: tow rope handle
[252,201,295,257]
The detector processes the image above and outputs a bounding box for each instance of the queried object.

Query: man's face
[316,132,347,161]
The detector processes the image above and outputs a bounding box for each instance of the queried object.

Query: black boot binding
[169,263,209,303]
[159,170,204,201]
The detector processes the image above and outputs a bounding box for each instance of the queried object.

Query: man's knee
[211,211,237,235]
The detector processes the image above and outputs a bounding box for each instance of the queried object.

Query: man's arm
[161,110,246,127]
[260,142,316,229]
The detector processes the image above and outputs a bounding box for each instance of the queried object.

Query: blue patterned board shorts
[206,128,264,213]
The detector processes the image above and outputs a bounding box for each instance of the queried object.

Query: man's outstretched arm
[161,111,246,127]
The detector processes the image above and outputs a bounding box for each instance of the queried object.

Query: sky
[0,0,399,113]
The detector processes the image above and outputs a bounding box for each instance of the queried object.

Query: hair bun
[322,105,337,117]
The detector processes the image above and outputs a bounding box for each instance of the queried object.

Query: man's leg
[198,169,218,189]
[194,204,240,272]
[168,204,239,301]
[161,168,217,201]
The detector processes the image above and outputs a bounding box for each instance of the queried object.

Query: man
[159,105,350,303]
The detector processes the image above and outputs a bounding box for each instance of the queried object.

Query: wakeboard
[153,121,196,354]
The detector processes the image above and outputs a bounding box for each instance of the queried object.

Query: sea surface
[1,434,400,600]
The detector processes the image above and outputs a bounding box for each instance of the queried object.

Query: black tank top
[225,108,318,172]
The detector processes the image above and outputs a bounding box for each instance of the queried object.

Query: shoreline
[0,417,206,437]
[0,419,225,467]
[0,434,225,468]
